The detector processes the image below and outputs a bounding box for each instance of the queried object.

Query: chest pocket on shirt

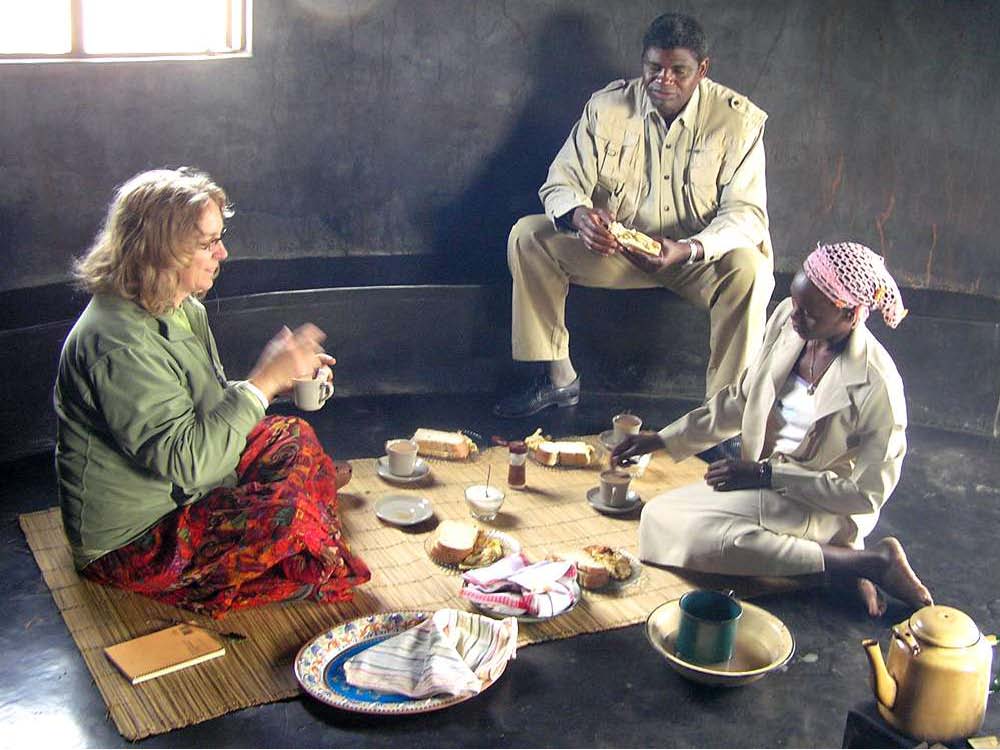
[596,129,640,185]
[683,145,724,223]
[595,128,641,217]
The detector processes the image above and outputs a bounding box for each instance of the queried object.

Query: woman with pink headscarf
[613,242,932,616]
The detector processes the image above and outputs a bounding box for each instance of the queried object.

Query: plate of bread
[523,429,597,469]
[424,520,520,573]
[558,545,642,593]
[411,428,481,461]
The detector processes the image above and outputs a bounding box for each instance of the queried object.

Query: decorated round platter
[375,456,431,484]
[423,528,521,575]
[374,495,433,526]
[464,580,582,623]
[294,610,508,714]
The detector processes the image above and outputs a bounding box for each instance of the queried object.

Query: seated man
[496,12,775,418]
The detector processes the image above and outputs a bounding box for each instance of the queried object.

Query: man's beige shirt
[539,77,771,263]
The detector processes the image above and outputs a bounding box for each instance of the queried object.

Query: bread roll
[412,428,477,460]
[431,520,479,564]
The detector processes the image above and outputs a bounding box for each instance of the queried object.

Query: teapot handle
[891,624,921,657]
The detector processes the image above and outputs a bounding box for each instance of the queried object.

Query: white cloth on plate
[342,608,517,699]
[460,553,578,617]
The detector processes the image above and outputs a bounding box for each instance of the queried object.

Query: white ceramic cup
[385,439,419,476]
[293,373,333,411]
[599,469,632,507]
[612,413,643,444]
[464,484,505,521]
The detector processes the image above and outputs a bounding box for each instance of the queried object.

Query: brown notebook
[104,624,226,684]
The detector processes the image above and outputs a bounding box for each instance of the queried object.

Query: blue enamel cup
[675,589,743,665]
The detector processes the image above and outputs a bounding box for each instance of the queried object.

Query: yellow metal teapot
[862,605,997,742]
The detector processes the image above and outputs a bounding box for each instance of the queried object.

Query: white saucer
[376,456,430,483]
[374,495,433,526]
[586,486,642,515]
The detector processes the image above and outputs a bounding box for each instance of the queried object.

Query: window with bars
[0,0,250,62]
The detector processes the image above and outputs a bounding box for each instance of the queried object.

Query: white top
[768,374,818,456]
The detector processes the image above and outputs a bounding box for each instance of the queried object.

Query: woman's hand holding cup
[610,431,666,468]
[248,323,332,402]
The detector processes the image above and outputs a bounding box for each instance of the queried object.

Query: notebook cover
[104,624,225,685]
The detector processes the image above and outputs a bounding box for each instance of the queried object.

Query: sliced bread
[431,520,479,564]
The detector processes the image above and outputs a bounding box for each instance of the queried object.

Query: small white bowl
[464,484,504,521]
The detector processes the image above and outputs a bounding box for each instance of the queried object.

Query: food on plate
[430,520,479,564]
[562,550,611,590]
[429,522,506,569]
[523,430,594,467]
[608,221,661,256]
[459,531,504,570]
[411,428,478,460]
[583,544,634,581]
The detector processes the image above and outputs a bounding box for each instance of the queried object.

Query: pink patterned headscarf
[803,242,907,328]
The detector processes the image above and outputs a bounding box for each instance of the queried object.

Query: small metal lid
[909,605,981,649]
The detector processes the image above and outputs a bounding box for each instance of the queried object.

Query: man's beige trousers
[508,215,775,398]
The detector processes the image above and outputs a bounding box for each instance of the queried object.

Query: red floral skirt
[83,415,371,617]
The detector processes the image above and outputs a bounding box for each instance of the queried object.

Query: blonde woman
[56,167,369,616]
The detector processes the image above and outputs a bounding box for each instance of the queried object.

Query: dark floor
[3,392,999,748]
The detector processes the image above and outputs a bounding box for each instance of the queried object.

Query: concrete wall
[1,0,999,296]
[2,1,999,460]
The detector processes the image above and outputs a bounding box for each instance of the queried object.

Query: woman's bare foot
[872,537,933,609]
[857,577,886,618]
[334,461,352,490]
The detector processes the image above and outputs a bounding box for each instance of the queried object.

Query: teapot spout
[862,638,897,710]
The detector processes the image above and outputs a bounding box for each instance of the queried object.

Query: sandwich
[430,520,480,564]
[533,440,593,467]
[608,221,661,256]
[583,544,633,581]
[524,430,594,467]
[562,550,611,590]
[412,428,478,460]
[458,531,504,570]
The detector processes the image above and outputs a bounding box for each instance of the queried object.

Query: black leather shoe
[493,376,581,418]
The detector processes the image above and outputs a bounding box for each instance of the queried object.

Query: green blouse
[54,294,265,568]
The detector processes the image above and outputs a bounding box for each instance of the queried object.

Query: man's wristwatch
[678,238,702,265]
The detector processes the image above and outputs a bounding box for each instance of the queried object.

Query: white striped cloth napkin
[460,553,578,617]
[342,609,518,699]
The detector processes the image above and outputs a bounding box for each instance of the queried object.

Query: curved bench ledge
[1,279,997,462]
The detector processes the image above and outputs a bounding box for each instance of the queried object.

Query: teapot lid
[908,605,981,648]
